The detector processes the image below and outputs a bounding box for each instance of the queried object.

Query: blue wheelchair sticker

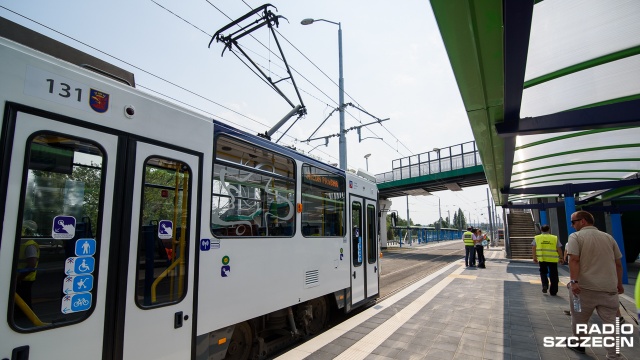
[65,257,95,275]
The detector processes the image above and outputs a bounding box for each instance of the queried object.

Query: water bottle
[568,283,581,312]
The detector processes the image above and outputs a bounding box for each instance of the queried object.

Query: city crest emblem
[89,89,109,113]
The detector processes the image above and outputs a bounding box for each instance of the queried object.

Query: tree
[453,208,467,229]
[385,213,413,241]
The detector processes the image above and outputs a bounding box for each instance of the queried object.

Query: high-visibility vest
[18,240,39,282]
[462,231,474,246]
[635,272,640,320]
[534,233,559,263]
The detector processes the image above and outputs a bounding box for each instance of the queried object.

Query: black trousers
[538,261,559,295]
[465,246,475,266]
[475,245,485,267]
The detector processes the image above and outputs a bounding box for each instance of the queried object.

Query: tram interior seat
[302,223,320,236]
[140,222,170,266]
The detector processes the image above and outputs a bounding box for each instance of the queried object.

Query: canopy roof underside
[430,0,640,206]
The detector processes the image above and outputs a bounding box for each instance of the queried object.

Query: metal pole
[406,196,410,246]
[437,197,441,242]
[302,18,346,170]
[487,188,494,241]
[338,23,347,170]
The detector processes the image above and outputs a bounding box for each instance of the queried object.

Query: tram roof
[430,0,640,207]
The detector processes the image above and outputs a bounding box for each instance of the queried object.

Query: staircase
[507,211,536,259]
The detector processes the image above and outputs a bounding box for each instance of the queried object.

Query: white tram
[0,19,380,360]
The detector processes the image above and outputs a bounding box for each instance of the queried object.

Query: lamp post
[301,18,346,170]
[364,153,371,171]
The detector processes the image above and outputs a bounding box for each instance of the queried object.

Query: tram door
[0,111,119,359]
[350,196,378,304]
[0,110,197,360]
[365,199,379,298]
[121,142,198,359]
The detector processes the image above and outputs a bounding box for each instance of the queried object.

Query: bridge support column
[539,210,547,226]
[609,212,628,284]
[564,194,576,236]
[379,199,392,249]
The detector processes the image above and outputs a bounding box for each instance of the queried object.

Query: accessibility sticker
[52,215,76,240]
[61,293,92,314]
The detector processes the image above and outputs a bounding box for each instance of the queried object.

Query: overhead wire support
[305,106,340,142]
[210,3,306,141]
[304,101,390,145]
[304,117,389,145]
[344,102,386,123]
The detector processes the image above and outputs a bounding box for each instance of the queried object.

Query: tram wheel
[306,297,328,335]
[226,321,252,360]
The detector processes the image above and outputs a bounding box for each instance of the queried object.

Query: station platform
[277,244,640,360]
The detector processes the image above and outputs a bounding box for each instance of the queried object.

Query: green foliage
[142,165,188,226]
[452,208,467,229]
[28,164,101,235]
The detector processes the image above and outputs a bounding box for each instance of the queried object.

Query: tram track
[271,243,465,359]
[380,248,462,278]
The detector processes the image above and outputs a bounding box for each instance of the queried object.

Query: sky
[0,0,500,226]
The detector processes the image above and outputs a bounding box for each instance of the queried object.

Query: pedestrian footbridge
[375,140,487,199]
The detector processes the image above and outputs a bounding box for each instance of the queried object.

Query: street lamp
[364,153,371,171]
[301,18,346,170]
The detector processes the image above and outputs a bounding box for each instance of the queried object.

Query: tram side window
[352,202,363,267]
[367,204,377,263]
[301,164,345,237]
[10,134,104,331]
[135,157,191,307]
[211,136,295,237]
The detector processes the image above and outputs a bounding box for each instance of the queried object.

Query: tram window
[301,164,345,237]
[10,133,104,331]
[367,204,377,263]
[211,136,295,237]
[352,202,363,267]
[135,157,191,307]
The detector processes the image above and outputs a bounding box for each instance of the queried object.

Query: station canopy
[430,0,640,207]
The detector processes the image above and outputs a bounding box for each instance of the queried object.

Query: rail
[376,141,481,183]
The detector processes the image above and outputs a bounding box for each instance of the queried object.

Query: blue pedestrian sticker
[63,274,94,294]
[75,238,96,256]
[52,215,76,240]
[158,220,173,240]
[61,293,92,314]
[221,265,230,277]
[200,239,211,251]
[65,257,95,275]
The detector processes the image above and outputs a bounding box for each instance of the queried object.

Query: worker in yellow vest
[532,225,563,295]
[17,221,40,308]
[462,227,475,267]
[636,271,640,332]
